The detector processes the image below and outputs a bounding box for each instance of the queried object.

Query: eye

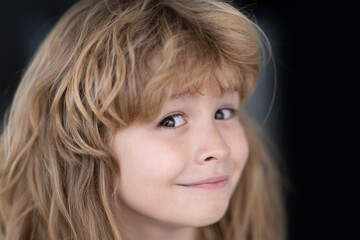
[158,113,186,128]
[214,108,235,120]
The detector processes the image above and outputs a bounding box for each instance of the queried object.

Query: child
[0,0,285,239]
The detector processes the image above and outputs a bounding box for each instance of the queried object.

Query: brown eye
[214,109,234,120]
[158,114,186,128]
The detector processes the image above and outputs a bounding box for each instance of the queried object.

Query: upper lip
[179,175,229,186]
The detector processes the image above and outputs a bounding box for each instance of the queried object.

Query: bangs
[137,31,258,122]
[139,54,242,121]
[157,48,241,96]
[88,0,263,129]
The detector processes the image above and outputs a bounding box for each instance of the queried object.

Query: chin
[187,202,229,227]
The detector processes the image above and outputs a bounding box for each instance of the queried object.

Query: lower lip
[180,179,228,190]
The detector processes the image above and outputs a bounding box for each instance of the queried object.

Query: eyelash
[157,108,236,128]
[158,113,186,128]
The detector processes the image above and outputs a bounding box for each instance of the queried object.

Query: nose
[194,122,231,164]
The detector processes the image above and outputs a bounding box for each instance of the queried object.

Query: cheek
[112,134,189,200]
[227,124,249,182]
[112,133,195,223]
[121,139,187,181]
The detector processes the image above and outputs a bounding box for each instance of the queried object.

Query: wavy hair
[0,0,285,239]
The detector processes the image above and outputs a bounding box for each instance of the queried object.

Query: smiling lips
[179,176,229,190]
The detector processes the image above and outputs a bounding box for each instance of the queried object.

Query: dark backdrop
[0,0,346,239]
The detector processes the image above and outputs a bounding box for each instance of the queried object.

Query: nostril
[205,156,214,161]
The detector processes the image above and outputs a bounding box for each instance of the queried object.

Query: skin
[110,88,249,240]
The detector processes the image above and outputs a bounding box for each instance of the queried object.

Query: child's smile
[110,89,249,233]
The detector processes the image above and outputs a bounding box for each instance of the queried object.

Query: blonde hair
[0,0,285,239]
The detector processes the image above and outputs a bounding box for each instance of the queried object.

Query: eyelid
[225,107,237,114]
[162,112,183,120]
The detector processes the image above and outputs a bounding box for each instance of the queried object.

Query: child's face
[110,88,249,229]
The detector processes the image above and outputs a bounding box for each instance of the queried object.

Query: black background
[0,0,348,239]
